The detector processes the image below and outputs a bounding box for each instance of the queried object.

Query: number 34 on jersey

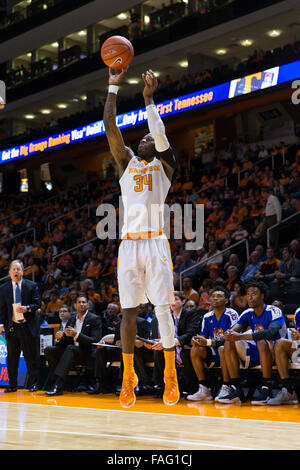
[133,174,152,192]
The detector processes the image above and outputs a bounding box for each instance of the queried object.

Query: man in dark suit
[44,294,102,396]
[147,291,200,396]
[87,309,150,394]
[0,259,41,392]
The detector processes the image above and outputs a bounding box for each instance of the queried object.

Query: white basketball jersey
[119,156,170,239]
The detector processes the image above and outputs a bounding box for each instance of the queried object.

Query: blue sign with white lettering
[0,333,27,386]
[0,59,299,165]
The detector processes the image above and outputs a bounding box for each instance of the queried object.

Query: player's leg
[154,304,179,405]
[117,241,146,407]
[218,340,245,404]
[268,338,298,405]
[145,238,179,405]
[215,345,232,402]
[119,307,139,407]
[187,345,213,401]
[224,340,241,380]
[251,340,274,405]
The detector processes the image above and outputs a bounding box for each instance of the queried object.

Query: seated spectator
[195,247,206,264]
[98,257,114,280]
[87,286,101,306]
[98,280,116,304]
[218,281,286,405]
[46,291,63,322]
[87,308,149,394]
[79,269,94,290]
[45,294,102,396]
[290,239,300,260]
[224,253,243,275]
[137,303,155,326]
[250,216,265,243]
[224,216,239,233]
[198,279,214,311]
[183,276,200,303]
[273,246,300,282]
[57,304,72,334]
[267,307,300,404]
[225,265,240,291]
[202,240,223,268]
[111,292,121,310]
[173,255,183,274]
[185,300,198,312]
[258,145,269,159]
[231,225,249,242]
[58,279,69,299]
[255,248,280,283]
[240,251,262,282]
[221,231,233,252]
[85,257,101,280]
[60,258,76,283]
[23,256,40,279]
[215,220,227,243]
[254,244,267,262]
[52,228,64,248]
[178,251,198,278]
[187,287,239,402]
[208,265,224,285]
[230,280,248,314]
[37,308,50,328]
[102,303,121,336]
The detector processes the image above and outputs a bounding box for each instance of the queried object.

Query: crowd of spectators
[0,139,299,322]
[0,133,299,398]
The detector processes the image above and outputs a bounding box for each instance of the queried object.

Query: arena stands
[0,135,299,397]
[0,0,300,409]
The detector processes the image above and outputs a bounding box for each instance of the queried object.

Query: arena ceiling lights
[240,39,254,47]
[267,30,282,37]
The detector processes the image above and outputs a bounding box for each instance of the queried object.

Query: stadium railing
[1,227,36,244]
[267,210,300,248]
[53,236,98,261]
[179,238,249,291]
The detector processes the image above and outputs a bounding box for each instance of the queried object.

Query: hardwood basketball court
[0,390,299,450]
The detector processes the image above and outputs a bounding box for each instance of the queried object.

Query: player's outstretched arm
[142,69,176,181]
[103,68,133,177]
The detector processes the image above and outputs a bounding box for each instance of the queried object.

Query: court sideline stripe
[1,400,300,426]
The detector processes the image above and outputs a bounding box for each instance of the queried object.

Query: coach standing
[0,259,41,392]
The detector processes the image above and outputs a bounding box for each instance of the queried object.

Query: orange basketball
[101,36,134,69]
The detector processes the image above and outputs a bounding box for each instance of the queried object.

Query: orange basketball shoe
[163,369,180,406]
[119,373,138,408]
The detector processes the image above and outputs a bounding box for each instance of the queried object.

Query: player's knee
[121,307,138,321]
[224,340,234,352]
[256,339,269,354]
[191,345,205,358]
[155,304,175,349]
[274,338,286,354]
[218,345,225,359]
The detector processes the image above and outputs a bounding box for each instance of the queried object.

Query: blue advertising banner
[0,59,299,166]
[0,333,27,386]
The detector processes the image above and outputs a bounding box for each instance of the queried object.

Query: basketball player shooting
[103,67,179,408]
